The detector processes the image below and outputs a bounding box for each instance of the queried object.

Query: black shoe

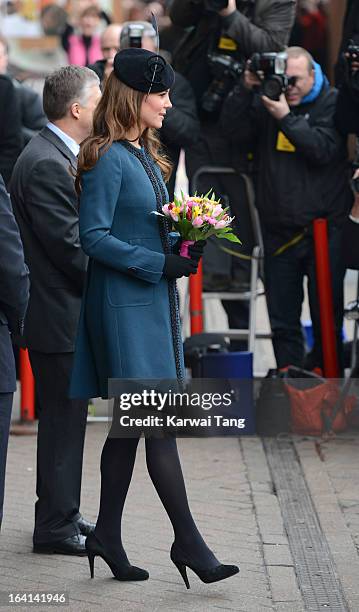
[77,516,95,536]
[170,542,239,589]
[86,532,149,581]
[33,534,87,556]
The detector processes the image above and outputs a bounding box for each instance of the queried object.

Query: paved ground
[1,423,359,612]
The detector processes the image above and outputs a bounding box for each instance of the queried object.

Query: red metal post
[313,219,339,378]
[189,261,204,335]
[19,348,35,421]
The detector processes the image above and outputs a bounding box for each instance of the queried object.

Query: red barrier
[313,219,339,378]
[189,261,204,335]
[19,348,35,421]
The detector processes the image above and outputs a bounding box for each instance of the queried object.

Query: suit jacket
[10,127,87,353]
[0,75,23,189]
[0,175,29,392]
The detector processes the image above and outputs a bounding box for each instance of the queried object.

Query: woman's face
[140,90,172,130]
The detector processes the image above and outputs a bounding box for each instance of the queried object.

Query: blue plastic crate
[200,352,255,435]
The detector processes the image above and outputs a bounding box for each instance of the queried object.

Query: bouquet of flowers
[157,191,241,257]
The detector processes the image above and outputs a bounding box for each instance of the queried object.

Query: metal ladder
[185,165,271,361]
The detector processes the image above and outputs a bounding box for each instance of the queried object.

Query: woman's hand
[188,239,207,263]
[163,254,198,279]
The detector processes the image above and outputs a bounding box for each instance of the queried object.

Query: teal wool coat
[69,141,184,399]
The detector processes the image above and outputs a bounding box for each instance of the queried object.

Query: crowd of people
[0,0,359,589]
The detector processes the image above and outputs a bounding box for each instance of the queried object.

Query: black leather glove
[163,254,198,279]
[188,240,207,263]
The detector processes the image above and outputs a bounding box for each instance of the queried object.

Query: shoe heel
[174,561,190,589]
[87,552,95,579]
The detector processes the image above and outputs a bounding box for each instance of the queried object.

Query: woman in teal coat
[70,48,239,588]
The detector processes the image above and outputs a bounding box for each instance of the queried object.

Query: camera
[345,40,359,91]
[249,52,288,100]
[346,40,359,67]
[204,0,229,11]
[128,24,144,48]
[202,53,244,114]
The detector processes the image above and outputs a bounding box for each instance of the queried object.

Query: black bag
[183,332,229,378]
[255,369,290,436]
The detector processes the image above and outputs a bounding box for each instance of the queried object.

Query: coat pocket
[106,270,154,308]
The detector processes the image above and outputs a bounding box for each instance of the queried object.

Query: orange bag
[284,380,355,436]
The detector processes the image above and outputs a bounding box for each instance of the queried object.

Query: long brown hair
[75,72,172,194]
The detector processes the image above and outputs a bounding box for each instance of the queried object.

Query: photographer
[334,41,359,137]
[170,0,296,345]
[335,0,359,89]
[334,3,359,272]
[221,47,352,371]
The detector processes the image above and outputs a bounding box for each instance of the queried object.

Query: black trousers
[264,225,345,372]
[0,392,13,529]
[29,351,88,544]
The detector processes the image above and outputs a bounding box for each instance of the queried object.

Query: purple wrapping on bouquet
[179,240,195,259]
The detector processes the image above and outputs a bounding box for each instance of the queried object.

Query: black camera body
[249,52,288,100]
[204,0,229,11]
[202,52,244,114]
[346,40,359,65]
[128,24,144,48]
[342,40,359,91]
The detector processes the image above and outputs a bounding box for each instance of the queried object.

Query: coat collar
[39,126,78,171]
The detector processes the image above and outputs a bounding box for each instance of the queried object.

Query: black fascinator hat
[113,48,175,94]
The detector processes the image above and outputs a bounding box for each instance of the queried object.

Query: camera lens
[261,77,283,101]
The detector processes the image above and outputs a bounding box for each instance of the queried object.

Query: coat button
[128,266,137,273]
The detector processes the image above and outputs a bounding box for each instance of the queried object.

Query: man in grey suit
[10,66,101,555]
[0,175,29,530]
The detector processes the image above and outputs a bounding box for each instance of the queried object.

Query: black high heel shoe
[86,533,149,581]
[170,542,239,589]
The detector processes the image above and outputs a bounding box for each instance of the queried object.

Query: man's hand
[345,53,359,75]
[219,0,236,17]
[261,93,290,121]
[243,68,262,91]
[351,168,359,219]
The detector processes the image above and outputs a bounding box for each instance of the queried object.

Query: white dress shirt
[47,122,80,157]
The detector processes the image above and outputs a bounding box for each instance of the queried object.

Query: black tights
[94,435,219,568]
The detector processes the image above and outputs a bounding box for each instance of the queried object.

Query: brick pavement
[2,425,359,611]
[0,424,297,612]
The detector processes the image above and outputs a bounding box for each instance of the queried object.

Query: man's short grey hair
[286,47,315,73]
[43,65,100,121]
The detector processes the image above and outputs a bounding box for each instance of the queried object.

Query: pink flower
[170,210,179,222]
[192,216,204,227]
[212,205,223,218]
[214,219,228,229]
[162,204,170,216]
[204,216,217,225]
